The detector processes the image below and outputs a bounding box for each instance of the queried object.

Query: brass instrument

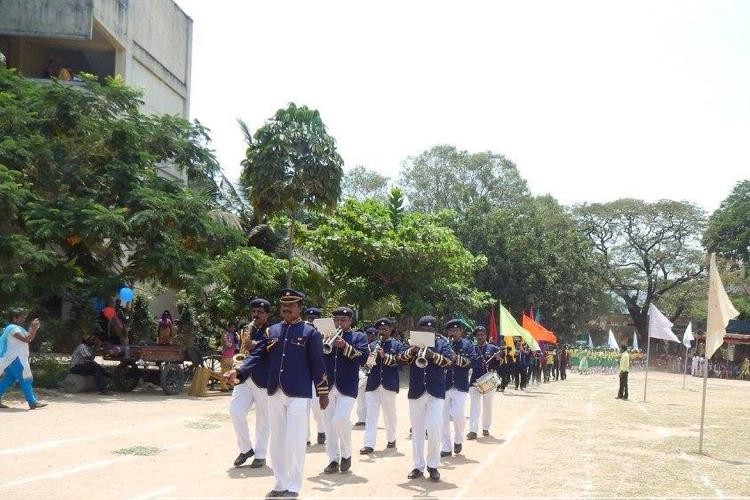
[415,345,429,369]
[323,328,343,355]
[365,338,381,372]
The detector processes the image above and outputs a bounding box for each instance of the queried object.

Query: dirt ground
[1,370,749,499]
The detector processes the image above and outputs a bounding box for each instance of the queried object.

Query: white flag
[608,329,619,350]
[648,304,680,342]
[706,253,739,359]
[633,330,639,350]
[588,333,594,348]
[682,322,694,349]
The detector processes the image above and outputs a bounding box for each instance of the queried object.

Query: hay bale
[60,373,97,393]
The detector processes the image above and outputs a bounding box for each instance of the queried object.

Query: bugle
[415,345,429,368]
[323,328,343,355]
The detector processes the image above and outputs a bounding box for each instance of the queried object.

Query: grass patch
[185,420,220,430]
[114,445,162,456]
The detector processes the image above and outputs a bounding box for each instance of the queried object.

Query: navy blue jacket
[365,337,406,393]
[237,321,272,388]
[324,329,369,398]
[470,342,500,384]
[399,335,455,399]
[446,337,478,392]
[256,319,329,398]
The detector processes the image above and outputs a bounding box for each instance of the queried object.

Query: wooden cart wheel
[202,355,222,390]
[113,361,140,392]
[161,362,186,395]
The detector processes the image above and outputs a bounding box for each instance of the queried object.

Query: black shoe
[266,490,286,498]
[354,421,365,426]
[407,468,424,479]
[283,493,298,498]
[340,456,351,472]
[29,402,48,409]
[324,461,339,474]
[427,467,440,481]
[386,441,396,449]
[453,443,462,454]
[482,430,490,437]
[234,449,255,467]
[317,432,326,445]
[440,450,452,458]
[249,458,266,469]
[622,397,628,400]
[360,446,374,455]
[615,396,621,399]
[466,432,477,440]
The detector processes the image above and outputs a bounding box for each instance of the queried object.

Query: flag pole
[643,325,651,402]
[682,344,689,390]
[698,349,709,454]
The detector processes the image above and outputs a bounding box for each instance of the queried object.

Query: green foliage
[128,295,153,344]
[29,343,70,388]
[388,187,405,228]
[341,165,390,199]
[240,103,344,218]
[573,199,707,335]
[399,145,530,213]
[704,180,750,269]
[0,68,243,315]
[301,198,490,318]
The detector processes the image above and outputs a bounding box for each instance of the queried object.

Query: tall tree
[301,198,490,318]
[399,145,529,212]
[341,165,390,199]
[240,103,344,286]
[572,199,707,340]
[0,69,242,314]
[704,180,750,269]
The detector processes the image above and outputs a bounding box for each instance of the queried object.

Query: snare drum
[473,371,500,394]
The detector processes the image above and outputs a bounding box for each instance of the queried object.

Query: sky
[175,0,750,212]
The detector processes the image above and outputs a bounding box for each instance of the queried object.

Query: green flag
[499,304,540,351]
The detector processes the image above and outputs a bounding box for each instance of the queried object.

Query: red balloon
[103,306,116,320]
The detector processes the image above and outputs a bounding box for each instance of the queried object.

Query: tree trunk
[286,214,294,288]
[628,304,649,348]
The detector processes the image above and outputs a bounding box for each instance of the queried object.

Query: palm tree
[239,103,344,287]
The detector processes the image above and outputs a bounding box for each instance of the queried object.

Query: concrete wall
[0,0,93,39]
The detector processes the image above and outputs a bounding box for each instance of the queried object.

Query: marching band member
[304,306,327,446]
[467,326,500,439]
[354,326,378,426]
[399,315,454,482]
[227,288,329,499]
[322,307,369,474]
[228,298,272,468]
[360,318,405,454]
[441,319,477,457]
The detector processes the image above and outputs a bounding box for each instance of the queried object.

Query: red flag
[488,307,498,343]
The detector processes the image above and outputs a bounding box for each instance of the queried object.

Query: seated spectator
[44,60,56,78]
[70,335,109,394]
[58,65,73,81]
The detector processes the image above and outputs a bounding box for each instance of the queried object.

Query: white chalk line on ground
[453,401,541,500]
[678,450,726,498]
[0,430,127,456]
[1,442,188,489]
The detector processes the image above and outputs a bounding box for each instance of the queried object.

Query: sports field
[1,371,748,499]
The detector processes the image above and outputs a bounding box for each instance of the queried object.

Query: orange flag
[522,314,558,344]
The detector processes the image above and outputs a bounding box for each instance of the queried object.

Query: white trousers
[355,372,367,422]
[308,382,325,441]
[468,386,494,433]
[441,388,467,452]
[323,387,356,462]
[409,393,443,470]
[229,378,269,458]
[268,392,310,494]
[363,387,398,448]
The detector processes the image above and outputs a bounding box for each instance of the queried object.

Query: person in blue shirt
[228,298,272,469]
[467,326,500,439]
[303,306,326,446]
[399,315,454,482]
[360,318,406,454]
[322,307,369,474]
[441,319,478,457]
[228,289,329,499]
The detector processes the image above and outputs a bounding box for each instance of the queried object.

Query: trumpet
[232,353,247,366]
[415,345,429,369]
[365,339,381,372]
[323,328,343,355]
